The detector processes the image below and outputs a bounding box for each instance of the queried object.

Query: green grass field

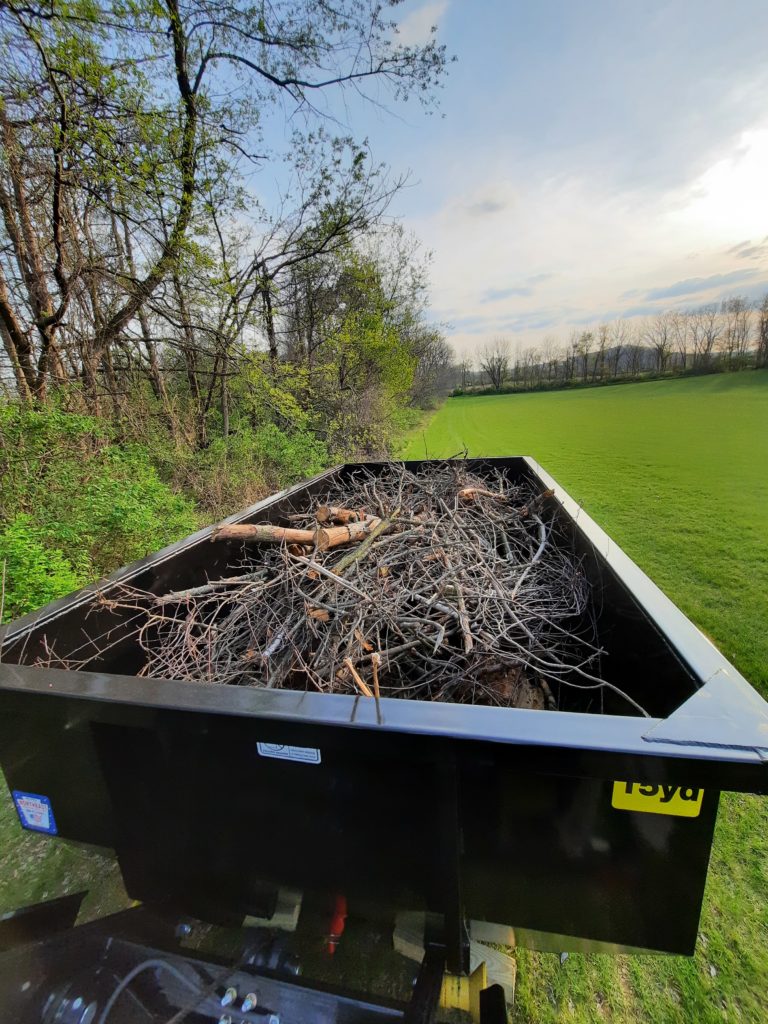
[408,371,768,1023]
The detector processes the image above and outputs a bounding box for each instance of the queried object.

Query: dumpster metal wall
[0,458,765,957]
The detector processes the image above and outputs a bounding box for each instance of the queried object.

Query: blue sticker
[12,791,58,835]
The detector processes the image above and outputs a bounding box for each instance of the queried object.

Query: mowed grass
[408,371,768,1023]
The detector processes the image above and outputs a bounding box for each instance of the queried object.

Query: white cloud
[668,128,768,243]
[396,0,449,47]
[412,126,768,356]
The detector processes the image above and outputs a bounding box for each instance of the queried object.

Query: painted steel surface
[0,458,765,955]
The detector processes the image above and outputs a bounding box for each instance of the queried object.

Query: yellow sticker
[612,781,704,817]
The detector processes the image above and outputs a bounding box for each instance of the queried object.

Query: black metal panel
[460,756,718,954]
[90,715,450,922]
[0,686,721,954]
[0,893,85,953]
[0,458,765,958]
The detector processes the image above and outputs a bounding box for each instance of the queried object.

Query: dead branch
[39,462,646,716]
[317,505,366,525]
[211,524,315,544]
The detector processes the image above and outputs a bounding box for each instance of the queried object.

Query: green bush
[0,516,83,622]
[0,405,198,621]
[73,444,200,575]
[177,425,329,519]
[0,399,348,623]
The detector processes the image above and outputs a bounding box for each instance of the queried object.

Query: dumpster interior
[0,459,701,719]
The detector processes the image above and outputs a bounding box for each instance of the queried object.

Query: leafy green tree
[0,0,449,412]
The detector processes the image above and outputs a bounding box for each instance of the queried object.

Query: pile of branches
[53,463,647,713]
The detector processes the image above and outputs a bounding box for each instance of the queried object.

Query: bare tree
[541,335,560,381]
[644,312,673,372]
[479,338,510,390]
[459,357,475,389]
[593,324,609,380]
[608,319,630,378]
[577,331,593,381]
[757,294,768,369]
[720,296,752,367]
[693,304,721,367]
[626,327,647,376]
[670,310,690,370]
[518,345,540,389]
[410,332,455,406]
[564,330,580,382]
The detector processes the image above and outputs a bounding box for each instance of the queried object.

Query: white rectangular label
[257,742,321,764]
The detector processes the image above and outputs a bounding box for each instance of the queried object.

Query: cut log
[333,509,399,574]
[211,523,315,544]
[316,505,366,525]
[457,487,507,502]
[314,517,382,551]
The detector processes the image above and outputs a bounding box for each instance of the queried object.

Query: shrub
[0,406,198,620]
[173,425,329,519]
[0,516,83,622]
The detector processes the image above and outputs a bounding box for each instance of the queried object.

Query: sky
[303,0,768,357]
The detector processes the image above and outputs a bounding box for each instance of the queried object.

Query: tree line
[460,297,768,393]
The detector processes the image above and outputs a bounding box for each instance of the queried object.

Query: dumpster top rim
[0,457,766,769]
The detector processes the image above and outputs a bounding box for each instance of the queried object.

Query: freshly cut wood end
[287,543,311,556]
[307,606,331,622]
[457,486,507,502]
[314,516,382,551]
[316,505,366,525]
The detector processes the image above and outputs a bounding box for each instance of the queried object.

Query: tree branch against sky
[0,0,450,402]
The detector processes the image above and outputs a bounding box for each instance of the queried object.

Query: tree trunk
[262,272,278,368]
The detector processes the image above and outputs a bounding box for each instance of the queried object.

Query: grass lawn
[408,370,768,1023]
[0,372,764,1020]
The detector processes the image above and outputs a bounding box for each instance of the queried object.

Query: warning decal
[257,742,321,765]
[12,791,58,834]
[612,781,704,817]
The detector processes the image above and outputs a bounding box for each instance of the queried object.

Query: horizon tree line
[461,295,768,393]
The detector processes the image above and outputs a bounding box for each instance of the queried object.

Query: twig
[343,657,373,697]
[371,652,381,700]
[287,553,373,602]
[335,509,400,575]
[37,462,647,717]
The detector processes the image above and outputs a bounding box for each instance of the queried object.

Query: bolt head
[241,992,258,1011]
[220,986,238,1007]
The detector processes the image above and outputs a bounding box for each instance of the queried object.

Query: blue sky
[264,1,768,355]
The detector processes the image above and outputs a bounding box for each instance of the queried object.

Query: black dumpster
[0,457,765,965]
